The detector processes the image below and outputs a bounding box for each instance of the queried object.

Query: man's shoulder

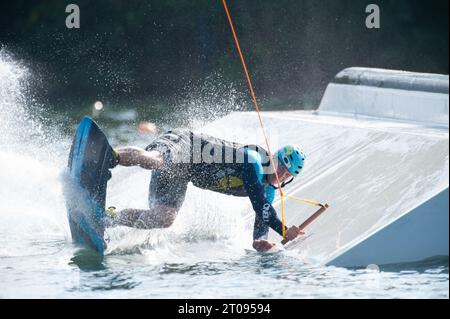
[241,148,264,170]
[241,148,265,183]
[244,148,263,163]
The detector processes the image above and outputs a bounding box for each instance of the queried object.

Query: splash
[158,72,246,130]
[103,73,255,259]
[0,50,69,257]
[0,50,254,261]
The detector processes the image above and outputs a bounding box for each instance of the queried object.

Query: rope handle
[281,204,329,245]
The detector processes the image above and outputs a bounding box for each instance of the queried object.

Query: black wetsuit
[145,129,288,240]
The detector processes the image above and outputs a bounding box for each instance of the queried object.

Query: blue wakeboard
[65,116,116,255]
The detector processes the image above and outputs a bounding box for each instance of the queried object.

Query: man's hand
[253,240,276,252]
[281,226,306,245]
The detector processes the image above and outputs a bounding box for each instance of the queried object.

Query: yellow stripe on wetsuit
[208,176,244,191]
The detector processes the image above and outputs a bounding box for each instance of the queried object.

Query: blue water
[0,239,448,298]
[0,50,448,299]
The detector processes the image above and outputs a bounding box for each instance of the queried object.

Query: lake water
[0,50,448,299]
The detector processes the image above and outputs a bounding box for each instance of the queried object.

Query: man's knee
[158,206,178,228]
[137,206,178,229]
[159,212,176,228]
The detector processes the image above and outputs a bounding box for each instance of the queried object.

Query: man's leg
[112,205,178,229]
[107,166,189,230]
[109,133,190,229]
[116,147,164,170]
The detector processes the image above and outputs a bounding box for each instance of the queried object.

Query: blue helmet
[276,145,305,177]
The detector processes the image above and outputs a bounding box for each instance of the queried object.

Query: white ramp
[202,68,448,268]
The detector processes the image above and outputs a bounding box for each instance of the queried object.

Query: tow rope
[221,0,328,240]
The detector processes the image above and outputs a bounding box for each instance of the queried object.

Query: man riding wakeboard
[106,129,306,252]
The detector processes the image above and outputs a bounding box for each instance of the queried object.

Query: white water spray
[0,50,69,257]
[0,50,254,261]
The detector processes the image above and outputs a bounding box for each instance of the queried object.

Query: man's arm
[242,158,306,251]
[241,161,287,240]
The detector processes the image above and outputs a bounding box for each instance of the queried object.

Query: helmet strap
[272,177,294,190]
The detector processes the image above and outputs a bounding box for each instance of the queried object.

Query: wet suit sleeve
[242,151,287,240]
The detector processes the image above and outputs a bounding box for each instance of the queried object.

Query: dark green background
[0,0,448,110]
